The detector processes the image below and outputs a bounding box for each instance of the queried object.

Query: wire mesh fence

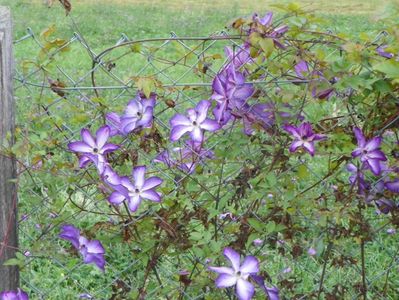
[7,12,399,300]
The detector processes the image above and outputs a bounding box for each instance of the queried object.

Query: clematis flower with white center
[209,248,259,300]
[108,165,163,212]
[351,127,387,175]
[68,125,119,174]
[283,122,326,156]
[170,100,220,142]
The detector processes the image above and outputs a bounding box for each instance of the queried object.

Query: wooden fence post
[0,6,18,291]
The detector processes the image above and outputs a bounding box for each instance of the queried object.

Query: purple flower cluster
[59,224,106,271]
[68,91,163,213]
[347,127,398,211]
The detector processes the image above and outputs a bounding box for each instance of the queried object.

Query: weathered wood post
[0,6,18,290]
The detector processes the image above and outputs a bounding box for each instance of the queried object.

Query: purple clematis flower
[120,92,156,135]
[109,166,163,212]
[283,122,326,156]
[68,126,119,174]
[211,65,254,124]
[209,247,259,300]
[0,289,29,300]
[170,100,220,142]
[59,224,106,271]
[351,127,387,176]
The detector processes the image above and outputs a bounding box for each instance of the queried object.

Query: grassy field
[2,0,395,49]
[2,0,399,299]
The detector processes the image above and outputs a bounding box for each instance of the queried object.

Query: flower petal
[141,190,161,202]
[201,119,220,132]
[366,159,382,175]
[208,266,235,275]
[353,127,366,148]
[289,140,303,153]
[170,114,191,127]
[68,141,92,153]
[128,195,142,212]
[190,127,204,142]
[81,129,96,147]
[142,176,163,191]
[282,125,300,139]
[223,248,241,272]
[133,166,146,189]
[170,125,192,142]
[121,117,138,134]
[365,137,382,151]
[102,143,120,154]
[96,126,110,149]
[239,256,259,274]
[85,240,105,254]
[303,142,315,156]
[236,279,255,300]
[215,273,237,288]
[196,100,211,123]
[109,191,126,205]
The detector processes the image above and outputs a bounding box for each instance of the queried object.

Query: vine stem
[317,242,333,299]
[361,239,367,300]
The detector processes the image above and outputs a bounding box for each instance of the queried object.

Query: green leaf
[374,60,399,79]
[247,218,263,232]
[259,38,274,58]
[297,164,309,179]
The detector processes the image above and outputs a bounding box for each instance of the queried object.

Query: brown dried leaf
[58,0,72,15]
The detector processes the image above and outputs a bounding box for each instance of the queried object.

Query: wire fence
[9,17,399,300]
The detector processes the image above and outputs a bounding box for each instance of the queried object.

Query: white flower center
[129,188,141,198]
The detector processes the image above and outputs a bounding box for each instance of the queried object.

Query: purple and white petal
[236,279,255,300]
[215,274,237,288]
[170,114,191,127]
[81,129,96,148]
[68,141,92,153]
[142,177,163,191]
[200,119,221,132]
[108,191,126,205]
[127,194,142,212]
[96,126,110,149]
[223,248,241,272]
[170,125,192,142]
[140,190,162,202]
[208,266,235,275]
[133,166,146,189]
[239,256,259,274]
